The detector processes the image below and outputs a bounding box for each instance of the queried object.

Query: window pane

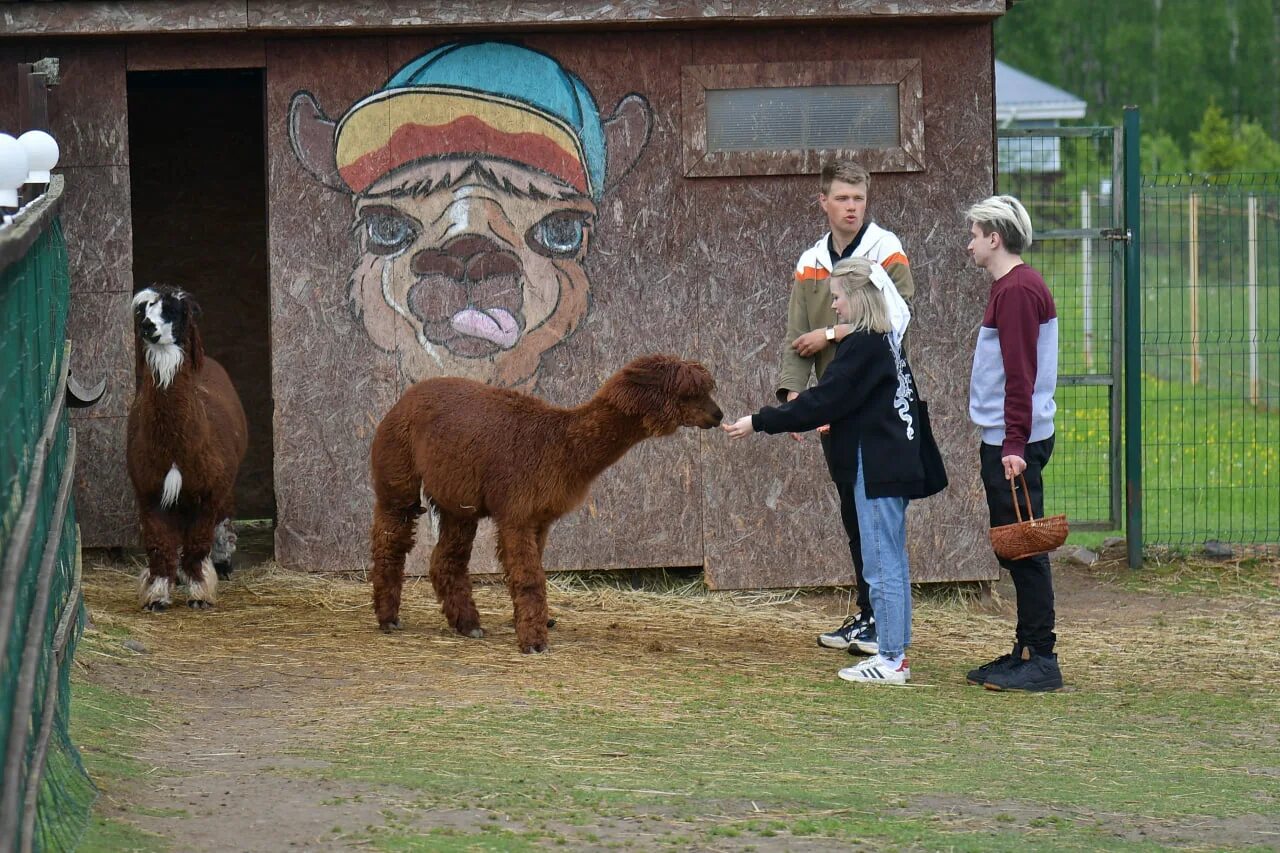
[705,85,899,152]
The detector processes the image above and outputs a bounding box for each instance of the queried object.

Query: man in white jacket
[776,159,914,656]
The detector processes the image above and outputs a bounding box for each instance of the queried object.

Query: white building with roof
[995,59,1087,173]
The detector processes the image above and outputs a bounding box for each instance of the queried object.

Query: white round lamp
[18,130,59,185]
[0,134,31,209]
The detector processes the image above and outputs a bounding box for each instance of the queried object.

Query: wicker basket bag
[989,474,1069,561]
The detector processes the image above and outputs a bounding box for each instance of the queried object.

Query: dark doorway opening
[127,68,275,531]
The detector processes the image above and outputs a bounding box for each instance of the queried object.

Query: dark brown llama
[369,354,722,652]
[127,286,248,611]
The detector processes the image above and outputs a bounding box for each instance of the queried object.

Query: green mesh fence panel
[998,129,1123,529]
[1,193,96,853]
[1140,174,1280,545]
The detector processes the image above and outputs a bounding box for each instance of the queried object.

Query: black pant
[823,433,872,616]
[980,437,1056,656]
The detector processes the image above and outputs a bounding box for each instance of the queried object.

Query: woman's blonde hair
[830,257,891,334]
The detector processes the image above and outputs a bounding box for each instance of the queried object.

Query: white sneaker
[838,654,910,685]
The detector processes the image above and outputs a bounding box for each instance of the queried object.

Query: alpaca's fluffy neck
[562,398,653,485]
[136,354,209,450]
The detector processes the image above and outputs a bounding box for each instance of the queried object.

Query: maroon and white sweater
[968,264,1058,459]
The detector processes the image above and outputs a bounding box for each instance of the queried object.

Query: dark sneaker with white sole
[848,620,878,656]
[966,644,1023,686]
[817,612,873,650]
[983,651,1064,692]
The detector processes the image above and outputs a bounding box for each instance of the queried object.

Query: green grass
[299,645,1279,850]
[70,657,170,852]
[1049,371,1280,545]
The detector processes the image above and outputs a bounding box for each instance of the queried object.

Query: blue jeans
[852,447,911,658]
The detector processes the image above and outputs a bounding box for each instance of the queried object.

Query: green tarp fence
[0,176,95,853]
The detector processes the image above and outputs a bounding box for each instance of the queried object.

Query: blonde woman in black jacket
[724,257,942,685]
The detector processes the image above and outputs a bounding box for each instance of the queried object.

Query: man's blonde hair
[830,257,891,334]
[821,159,870,195]
[966,195,1034,254]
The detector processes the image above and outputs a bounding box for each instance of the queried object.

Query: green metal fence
[1000,121,1280,549]
[0,176,95,852]
[1139,172,1280,546]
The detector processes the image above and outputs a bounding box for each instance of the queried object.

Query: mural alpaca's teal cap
[335,42,607,199]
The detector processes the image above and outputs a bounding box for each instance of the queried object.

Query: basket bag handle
[1008,474,1036,523]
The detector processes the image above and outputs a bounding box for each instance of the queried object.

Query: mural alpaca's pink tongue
[451,307,520,349]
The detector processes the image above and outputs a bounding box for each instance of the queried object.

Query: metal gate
[996,126,1127,530]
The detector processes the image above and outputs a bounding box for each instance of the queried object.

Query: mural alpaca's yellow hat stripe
[335,87,590,196]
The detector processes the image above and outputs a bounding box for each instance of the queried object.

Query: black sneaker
[984,651,1064,692]
[817,612,872,650]
[848,620,878,656]
[965,644,1022,686]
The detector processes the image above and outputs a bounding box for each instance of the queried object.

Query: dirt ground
[72,534,1276,852]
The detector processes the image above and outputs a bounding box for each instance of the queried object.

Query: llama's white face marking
[133,288,187,389]
[186,557,218,605]
[160,464,182,508]
[138,570,173,607]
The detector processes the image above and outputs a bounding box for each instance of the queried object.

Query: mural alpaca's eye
[527,211,589,259]
[362,211,419,256]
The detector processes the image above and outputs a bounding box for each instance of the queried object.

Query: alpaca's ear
[184,300,206,372]
[665,361,714,397]
[621,355,669,388]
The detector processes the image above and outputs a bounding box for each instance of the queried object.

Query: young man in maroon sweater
[964,195,1064,692]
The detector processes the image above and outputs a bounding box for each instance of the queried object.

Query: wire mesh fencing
[1140,173,1280,546]
[999,124,1280,546]
[0,178,95,852]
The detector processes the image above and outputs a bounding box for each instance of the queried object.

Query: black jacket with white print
[752,330,928,498]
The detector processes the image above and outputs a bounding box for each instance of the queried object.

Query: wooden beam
[0,0,1007,37]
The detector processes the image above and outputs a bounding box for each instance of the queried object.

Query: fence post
[1123,106,1143,569]
[1189,192,1200,385]
[1081,187,1093,371]
[1247,194,1259,407]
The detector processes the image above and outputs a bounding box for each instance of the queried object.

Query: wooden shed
[1,1,1010,588]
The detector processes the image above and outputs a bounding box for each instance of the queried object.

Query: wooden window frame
[681,59,925,178]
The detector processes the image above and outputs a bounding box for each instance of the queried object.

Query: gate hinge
[1101,227,1131,242]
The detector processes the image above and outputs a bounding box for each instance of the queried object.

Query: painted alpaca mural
[288,42,653,389]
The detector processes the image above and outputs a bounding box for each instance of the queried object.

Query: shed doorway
[127,68,275,531]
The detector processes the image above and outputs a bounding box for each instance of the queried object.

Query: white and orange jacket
[777,223,915,400]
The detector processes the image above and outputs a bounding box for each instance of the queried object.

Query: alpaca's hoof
[188,599,213,610]
[142,601,168,613]
[465,627,485,639]
[520,642,548,654]
[379,619,401,632]
[547,618,557,629]
[213,560,233,580]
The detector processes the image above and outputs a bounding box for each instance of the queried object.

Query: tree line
[997,0,1280,174]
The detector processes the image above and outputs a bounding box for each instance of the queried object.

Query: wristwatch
[824,326,837,342]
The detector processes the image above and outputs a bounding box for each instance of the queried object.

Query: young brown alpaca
[369,354,723,652]
[127,286,248,610]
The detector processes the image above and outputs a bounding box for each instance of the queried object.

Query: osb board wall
[266,33,707,575]
[3,22,1001,586]
[693,25,997,587]
[0,42,139,548]
[264,23,1000,586]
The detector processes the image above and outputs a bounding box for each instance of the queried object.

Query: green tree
[1141,130,1187,175]
[996,0,1280,147]
[1190,103,1246,172]
[1237,120,1280,171]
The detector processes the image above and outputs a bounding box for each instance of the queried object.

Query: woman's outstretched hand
[722,416,755,439]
